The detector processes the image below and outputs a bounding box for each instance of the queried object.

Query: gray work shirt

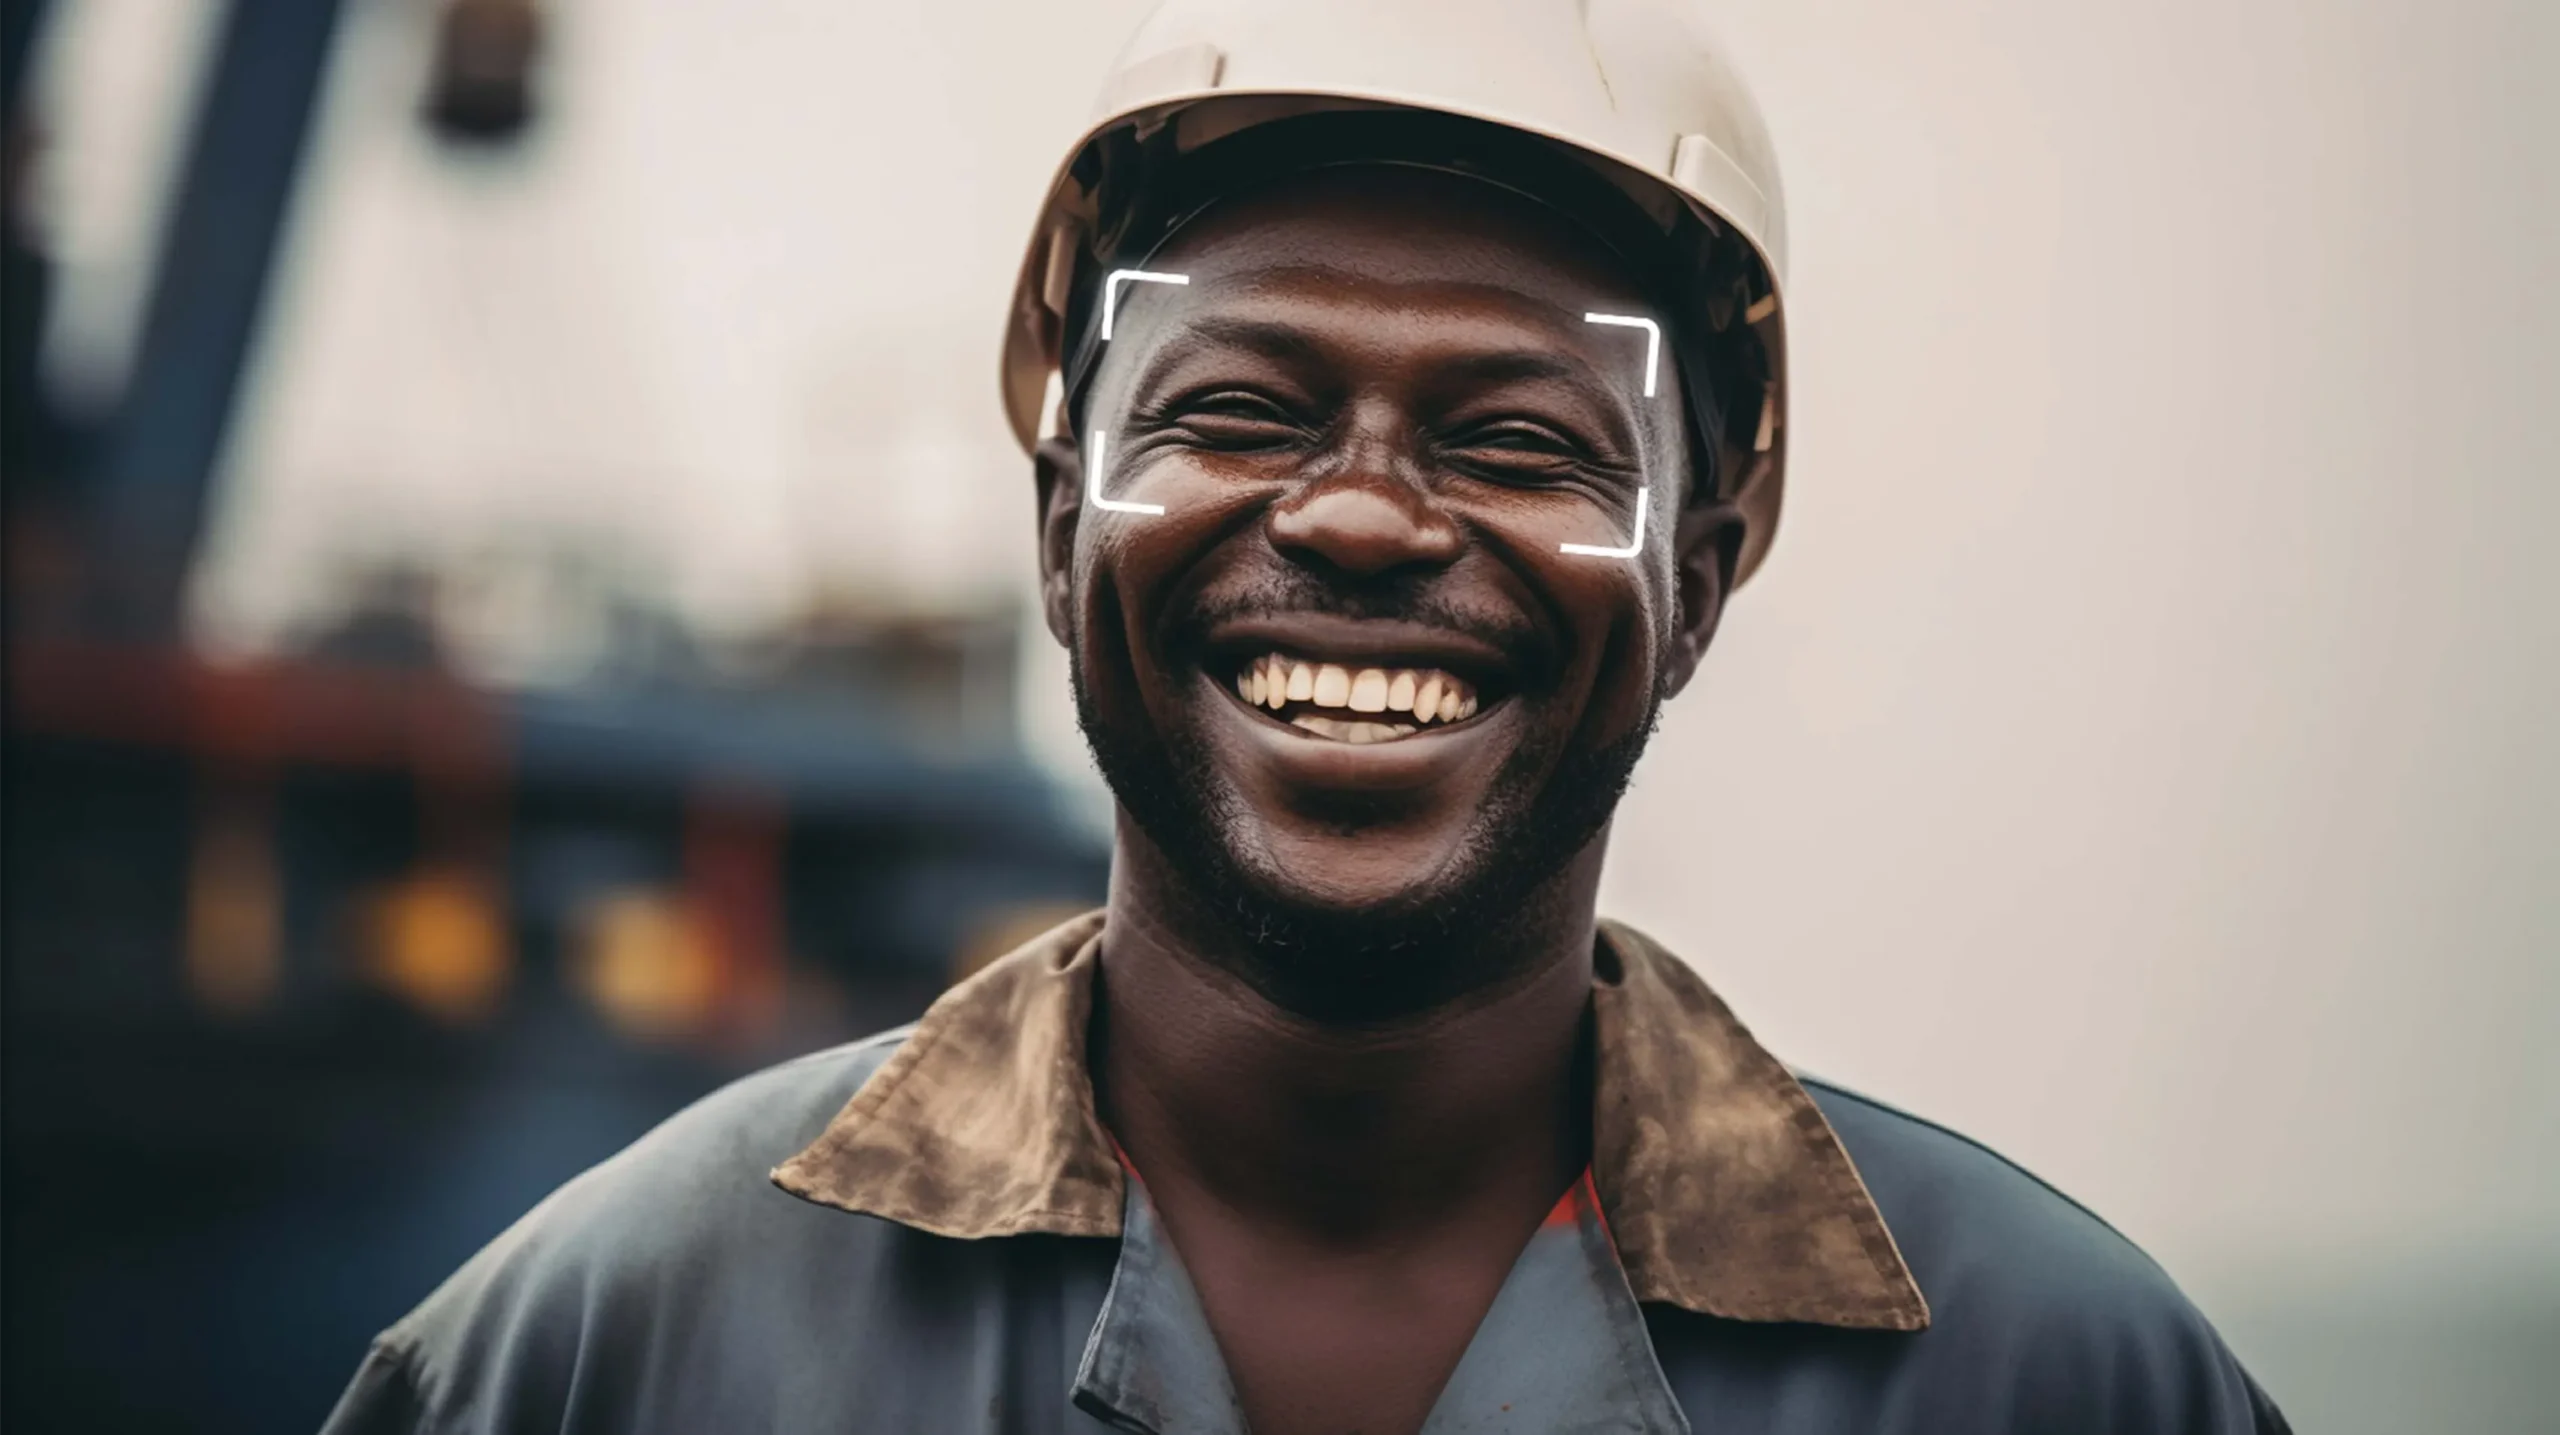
[321,914,2289,1433]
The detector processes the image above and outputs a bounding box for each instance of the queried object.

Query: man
[324,3,2291,1431]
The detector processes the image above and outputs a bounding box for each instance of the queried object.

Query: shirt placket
[1069,1175,1687,1435]
[1070,1180,1254,1435]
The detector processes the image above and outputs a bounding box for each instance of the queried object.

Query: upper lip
[1199,613,1520,689]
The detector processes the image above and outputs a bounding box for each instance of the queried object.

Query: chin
[1237,815,1480,900]
[1228,855,1479,936]
[1075,657,1653,1011]
[1200,813,1539,958]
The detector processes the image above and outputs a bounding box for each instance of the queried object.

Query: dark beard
[1072,658,1664,1025]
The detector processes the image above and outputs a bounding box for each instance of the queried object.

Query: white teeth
[1312,664,1351,707]
[1348,668,1389,713]
[1241,651,1481,731]
[1289,714,1418,743]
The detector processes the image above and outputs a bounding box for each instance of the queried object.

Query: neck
[1092,815,1605,1242]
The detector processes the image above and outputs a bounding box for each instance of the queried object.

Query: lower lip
[1197,669,1509,790]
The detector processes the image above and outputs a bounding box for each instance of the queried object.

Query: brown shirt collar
[773,911,1928,1330]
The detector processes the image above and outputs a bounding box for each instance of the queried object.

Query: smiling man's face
[1039,166,1735,1017]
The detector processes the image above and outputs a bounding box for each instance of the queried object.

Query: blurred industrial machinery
[1,3,1106,1430]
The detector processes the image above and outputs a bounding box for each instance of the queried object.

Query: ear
[1032,434,1083,648]
[1662,491,1743,699]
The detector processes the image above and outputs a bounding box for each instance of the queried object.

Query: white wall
[1596,5,2559,1425]
[1612,0,2559,1277]
[200,0,1158,666]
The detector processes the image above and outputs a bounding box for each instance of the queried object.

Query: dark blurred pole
[1,0,46,192]
[4,0,57,483]
[85,0,347,640]
[1,1,44,127]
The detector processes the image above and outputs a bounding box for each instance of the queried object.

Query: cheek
[1071,478,1264,677]
[1071,526,1159,689]
[1508,533,1674,735]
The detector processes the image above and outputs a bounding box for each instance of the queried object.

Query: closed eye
[1439,419,1610,482]
[1155,389,1310,452]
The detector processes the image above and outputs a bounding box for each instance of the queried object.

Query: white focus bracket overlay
[1559,485,1649,558]
[1085,429,1164,516]
[1085,269,1192,517]
[1564,311,1663,558]
[1100,268,1191,341]
[1582,312,1659,397]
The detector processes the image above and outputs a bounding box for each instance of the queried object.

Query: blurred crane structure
[2,3,1106,1429]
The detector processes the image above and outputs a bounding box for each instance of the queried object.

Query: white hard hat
[1001,0,1794,584]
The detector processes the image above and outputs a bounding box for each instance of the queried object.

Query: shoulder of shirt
[349,1026,921,1420]
[1795,1072,2188,1305]
[1800,1074,2155,1255]
[1787,1075,2287,1430]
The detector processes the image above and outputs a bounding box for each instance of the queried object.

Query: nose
[1265,462,1464,579]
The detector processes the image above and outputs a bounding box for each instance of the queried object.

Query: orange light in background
[363,866,512,1024]
[186,785,282,1016]
[682,781,787,1041]
[571,889,723,1042]
[951,900,1099,986]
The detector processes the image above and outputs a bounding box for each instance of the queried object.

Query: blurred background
[1,1,2550,1431]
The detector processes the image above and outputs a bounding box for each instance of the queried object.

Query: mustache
[1174,572,1549,659]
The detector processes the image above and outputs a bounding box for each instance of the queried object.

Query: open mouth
[1221,651,1494,744]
